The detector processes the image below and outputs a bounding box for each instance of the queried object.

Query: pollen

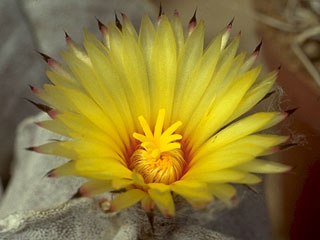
[130,109,186,184]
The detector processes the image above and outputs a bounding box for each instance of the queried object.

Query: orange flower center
[130,109,186,184]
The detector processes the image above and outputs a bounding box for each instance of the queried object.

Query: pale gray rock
[0,0,45,181]
[0,113,234,240]
[22,0,157,56]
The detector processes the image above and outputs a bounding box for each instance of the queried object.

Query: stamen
[131,109,185,184]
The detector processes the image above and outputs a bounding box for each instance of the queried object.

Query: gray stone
[0,0,45,181]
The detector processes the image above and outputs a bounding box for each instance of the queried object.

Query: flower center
[130,109,185,184]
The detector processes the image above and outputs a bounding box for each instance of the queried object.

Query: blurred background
[0,0,319,239]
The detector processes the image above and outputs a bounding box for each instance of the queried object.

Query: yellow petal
[122,14,138,39]
[171,180,213,207]
[36,141,77,159]
[148,188,175,217]
[139,14,155,76]
[141,195,155,212]
[171,12,184,54]
[236,159,291,173]
[148,184,175,217]
[57,112,123,156]
[37,119,71,138]
[215,34,240,72]
[110,189,146,212]
[177,33,222,124]
[191,66,262,150]
[182,169,247,183]
[61,88,123,147]
[112,178,133,190]
[78,179,113,197]
[122,27,150,121]
[37,84,76,112]
[48,161,76,177]
[61,49,129,146]
[46,70,79,90]
[181,52,237,137]
[150,16,177,126]
[192,112,286,161]
[229,70,277,121]
[83,31,135,135]
[229,172,261,184]
[185,134,288,177]
[172,21,204,121]
[75,158,132,179]
[207,183,236,202]
[132,171,147,188]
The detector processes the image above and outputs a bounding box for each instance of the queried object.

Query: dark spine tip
[114,12,122,31]
[45,169,55,178]
[120,12,127,20]
[254,40,263,54]
[158,2,163,17]
[279,143,298,151]
[96,17,105,31]
[189,8,197,25]
[25,146,36,151]
[285,107,298,116]
[28,85,37,94]
[37,51,51,63]
[227,17,235,29]
[174,9,179,17]
[64,31,70,39]
[71,189,83,199]
[277,65,282,71]
[25,98,53,114]
[64,31,72,44]
[257,90,276,104]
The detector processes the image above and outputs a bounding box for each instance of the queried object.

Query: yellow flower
[29,11,291,217]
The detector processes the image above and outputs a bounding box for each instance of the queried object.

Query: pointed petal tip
[189,8,197,25]
[35,121,42,127]
[25,99,56,117]
[231,193,238,202]
[269,146,280,154]
[174,9,179,17]
[64,31,72,44]
[71,189,83,199]
[114,12,122,31]
[64,31,70,40]
[277,65,282,73]
[45,169,55,178]
[28,85,39,94]
[253,40,263,56]
[283,165,294,173]
[158,2,163,17]
[36,51,55,67]
[25,146,38,152]
[279,143,298,151]
[96,17,107,32]
[64,31,69,38]
[120,12,127,20]
[188,9,198,32]
[227,17,235,29]
[285,107,298,117]
[48,109,60,119]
